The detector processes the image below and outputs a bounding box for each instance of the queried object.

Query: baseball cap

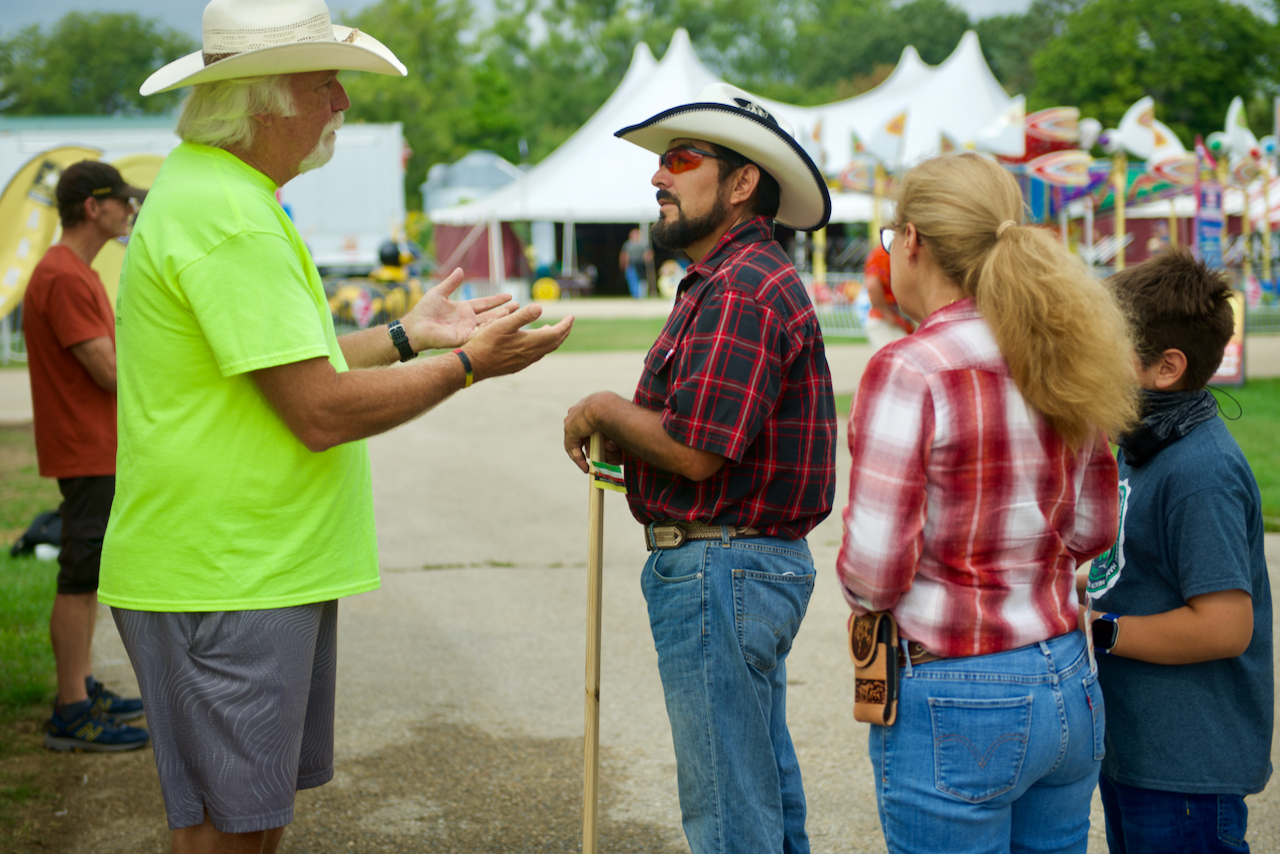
[56,161,147,209]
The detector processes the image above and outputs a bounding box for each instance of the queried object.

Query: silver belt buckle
[648,523,686,550]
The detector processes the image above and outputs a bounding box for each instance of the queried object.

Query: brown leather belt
[645,521,762,551]
[902,640,943,667]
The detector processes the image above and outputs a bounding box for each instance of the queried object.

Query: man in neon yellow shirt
[98,1,572,850]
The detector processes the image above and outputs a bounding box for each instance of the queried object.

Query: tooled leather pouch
[849,611,900,726]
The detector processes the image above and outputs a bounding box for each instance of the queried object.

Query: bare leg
[171,808,286,854]
[51,591,97,704]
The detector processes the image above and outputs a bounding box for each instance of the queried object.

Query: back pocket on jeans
[732,568,814,673]
[930,696,1033,803]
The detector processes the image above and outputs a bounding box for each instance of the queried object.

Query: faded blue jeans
[641,530,815,854]
[869,630,1104,854]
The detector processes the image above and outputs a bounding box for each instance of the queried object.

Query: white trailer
[0,116,406,269]
[277,121,406,269]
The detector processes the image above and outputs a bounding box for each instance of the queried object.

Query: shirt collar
[183,141,279,193]
[917,295,976,331]
[680,217,775,293]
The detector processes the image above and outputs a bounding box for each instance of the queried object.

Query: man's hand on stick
[401,267,520,352]
[564,394,724,481]
[564,393,626,472]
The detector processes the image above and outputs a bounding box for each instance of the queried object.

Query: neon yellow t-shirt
[99,143,379,611]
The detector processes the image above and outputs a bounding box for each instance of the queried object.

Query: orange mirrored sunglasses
[658,146,724,174]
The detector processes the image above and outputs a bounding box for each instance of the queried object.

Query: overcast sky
[0,0,1041,41]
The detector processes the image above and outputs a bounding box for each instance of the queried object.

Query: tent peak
[666,27,693,56]
[629,39,657,69]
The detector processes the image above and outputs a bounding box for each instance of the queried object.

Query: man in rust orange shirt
[23,161,149,752]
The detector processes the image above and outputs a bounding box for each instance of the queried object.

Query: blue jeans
[1099,775,1250,853]
[625,264,645,298]
[641,531,816,854]
[869,630,1104,854]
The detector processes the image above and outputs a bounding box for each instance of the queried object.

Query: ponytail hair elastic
[996,220,1017,240]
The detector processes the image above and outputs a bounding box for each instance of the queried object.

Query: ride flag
[1194,134,1224,268]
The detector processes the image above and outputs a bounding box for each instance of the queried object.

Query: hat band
[201,12,335,66]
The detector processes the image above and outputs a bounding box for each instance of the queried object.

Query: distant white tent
[431,31,715,226]
[778,31,1016,173]
[429,28,1016,233]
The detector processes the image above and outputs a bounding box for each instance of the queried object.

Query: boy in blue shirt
[1084,248,1272,853]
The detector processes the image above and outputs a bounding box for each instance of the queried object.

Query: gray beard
[298,133,337,174]
[652,188,730,251]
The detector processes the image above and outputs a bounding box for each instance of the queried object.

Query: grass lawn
[531,316,666,352]
[834,377,1280,531]
[0,425,59,827]
[0,425,59,719]
[1217,378,1280,530]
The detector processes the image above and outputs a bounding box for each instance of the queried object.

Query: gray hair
[176,75,297,150]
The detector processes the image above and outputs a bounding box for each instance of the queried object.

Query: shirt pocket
[643,340,677,376]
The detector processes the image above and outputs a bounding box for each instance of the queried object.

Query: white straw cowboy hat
[140,0,407,96]
[615,83,831,232]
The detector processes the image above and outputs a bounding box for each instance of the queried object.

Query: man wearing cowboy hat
[96,0,571,850]
[563,83,837,854]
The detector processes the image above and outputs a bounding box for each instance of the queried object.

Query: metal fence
[809,273,869,340]
[1,311,26,364]
[1247,305,1280,334]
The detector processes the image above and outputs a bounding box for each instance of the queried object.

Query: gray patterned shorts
[112,600,338,833]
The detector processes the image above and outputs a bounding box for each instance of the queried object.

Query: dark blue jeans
[1099,774,1250,853]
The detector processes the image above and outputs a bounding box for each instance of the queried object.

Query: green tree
[477,0,805,158]
[339,0,482,208]
[0,12,196,115]
[974,0,1084,96]
[788,0,971,103]
[1031,0,1280,143]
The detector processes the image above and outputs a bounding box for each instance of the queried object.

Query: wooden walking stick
[583,434,625,854]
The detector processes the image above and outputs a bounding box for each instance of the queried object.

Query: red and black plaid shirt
[624,217,837,540]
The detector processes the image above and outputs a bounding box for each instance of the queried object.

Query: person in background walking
[620,226,653,298]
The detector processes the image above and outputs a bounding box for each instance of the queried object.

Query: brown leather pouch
[849,611,900,726]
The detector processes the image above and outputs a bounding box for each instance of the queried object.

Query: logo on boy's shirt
[1087,478,1130,599]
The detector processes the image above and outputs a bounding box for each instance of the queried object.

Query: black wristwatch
[388,319,415,362]
[1091,613,1120,654]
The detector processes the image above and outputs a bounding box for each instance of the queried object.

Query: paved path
[68,332,1280,853]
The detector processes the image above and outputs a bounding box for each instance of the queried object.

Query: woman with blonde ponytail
[837,153,1139,853]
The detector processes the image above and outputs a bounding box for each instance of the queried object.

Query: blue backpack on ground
[10,510,60,557]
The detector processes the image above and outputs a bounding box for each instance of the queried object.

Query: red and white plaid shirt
[837,299,1119,658]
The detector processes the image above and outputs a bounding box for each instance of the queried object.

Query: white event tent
[429,28,1018,277]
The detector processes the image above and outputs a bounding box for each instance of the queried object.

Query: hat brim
[615,104,831,232]
[140,26,406,96]
[118,184,148,201]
